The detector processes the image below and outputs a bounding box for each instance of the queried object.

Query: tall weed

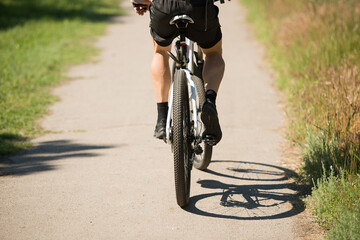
[241,0,360,237]
[241,0,360,179]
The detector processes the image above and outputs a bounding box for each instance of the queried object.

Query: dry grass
[241,0,360,238]
[251,0,360,175]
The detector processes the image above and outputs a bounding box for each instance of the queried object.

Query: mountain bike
[164,14,214,208]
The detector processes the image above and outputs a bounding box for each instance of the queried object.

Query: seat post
[169,15,194,68]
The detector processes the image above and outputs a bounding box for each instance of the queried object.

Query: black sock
[157,102,168,122]
[206,89,217,105]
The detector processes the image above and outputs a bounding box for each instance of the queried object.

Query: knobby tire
[172,70,191,208]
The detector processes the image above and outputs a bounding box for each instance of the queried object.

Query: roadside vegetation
[240,0,360,239]
[0,0,122,156]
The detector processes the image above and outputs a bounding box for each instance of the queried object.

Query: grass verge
[240,0,360,238]
[0,0,122,157]
[307,169,360,239]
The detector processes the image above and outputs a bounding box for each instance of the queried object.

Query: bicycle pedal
[203,136,217,146]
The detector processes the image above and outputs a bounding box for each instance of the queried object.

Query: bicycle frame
[165,37,201,144]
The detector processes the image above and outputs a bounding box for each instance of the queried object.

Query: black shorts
[149,0,222,49]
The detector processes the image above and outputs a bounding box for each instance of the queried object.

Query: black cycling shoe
[201,100,222,145]
[154,118,166,140]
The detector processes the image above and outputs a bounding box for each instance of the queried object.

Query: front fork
[165,70,200,146]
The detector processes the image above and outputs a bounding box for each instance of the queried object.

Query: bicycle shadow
[205,160,298,182]
[185,160,305,220]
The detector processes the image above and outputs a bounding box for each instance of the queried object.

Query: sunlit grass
[240,0,360,238]
[0,0,122,156]
[241,0,360,177]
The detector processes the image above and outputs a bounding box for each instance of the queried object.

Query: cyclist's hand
[131,0,151,15]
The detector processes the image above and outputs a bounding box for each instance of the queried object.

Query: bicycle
[164,14,215,208]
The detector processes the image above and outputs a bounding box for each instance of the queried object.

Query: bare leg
[200,40,224,145]
[202,40,225,93]
[151,41,172,139]
[150,41,172,102]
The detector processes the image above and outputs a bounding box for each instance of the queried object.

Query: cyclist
[132,0,225,145]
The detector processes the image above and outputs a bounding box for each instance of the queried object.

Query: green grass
[240,0,360,238]
[307,170,360,239]
[0,0,122,157]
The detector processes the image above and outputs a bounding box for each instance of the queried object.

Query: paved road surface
[1,1,310,239]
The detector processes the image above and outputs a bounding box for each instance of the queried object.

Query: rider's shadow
[186,160,305,220]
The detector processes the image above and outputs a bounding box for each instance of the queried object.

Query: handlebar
[132,0,225,8]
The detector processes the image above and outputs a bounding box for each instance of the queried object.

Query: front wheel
[172,70,191,208]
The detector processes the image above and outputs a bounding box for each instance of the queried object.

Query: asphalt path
[1,1,316,239]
